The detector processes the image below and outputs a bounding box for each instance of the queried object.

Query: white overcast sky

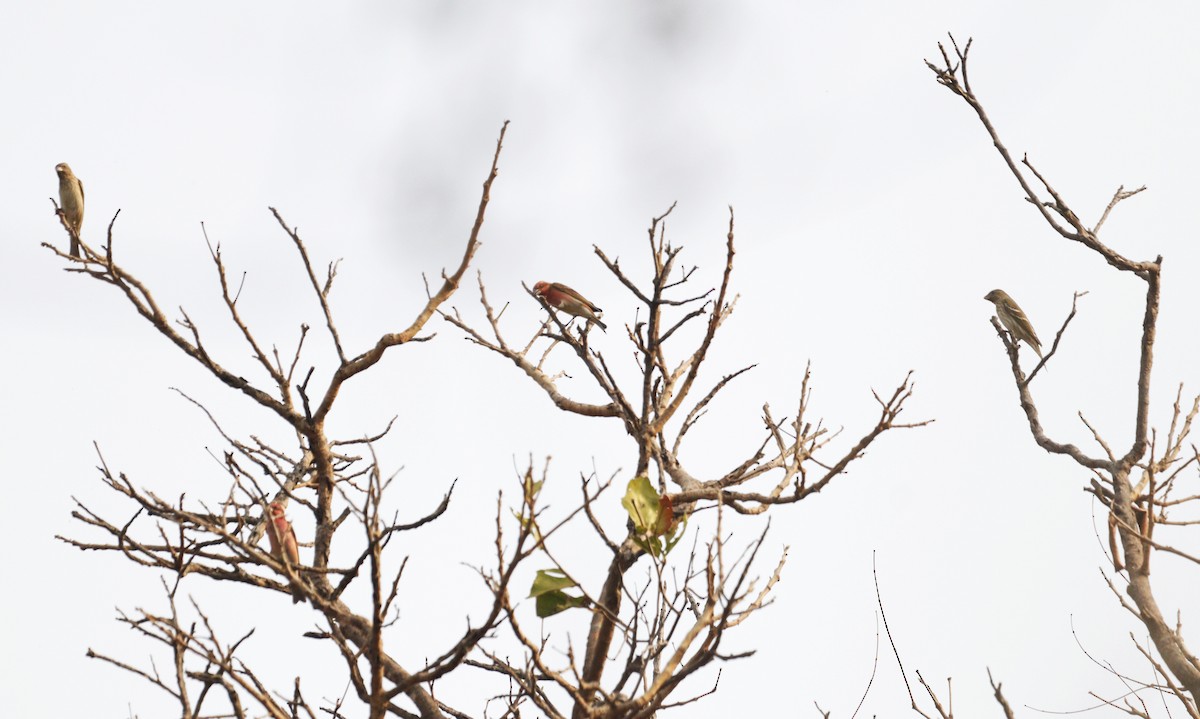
[4,2,1200,716]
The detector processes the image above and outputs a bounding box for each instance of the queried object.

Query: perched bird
[265,501,304,603]
[983,289,1043,357]
[533,281,607,331]
[55,163,84,258]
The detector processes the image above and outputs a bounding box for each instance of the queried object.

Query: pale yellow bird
[983,289,1043,357]
[55,163,84,258]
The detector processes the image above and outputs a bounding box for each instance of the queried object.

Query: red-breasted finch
[266,502,303,603]
[984,289,1043,358]
[533,281,607,331]
[55,163,84,258]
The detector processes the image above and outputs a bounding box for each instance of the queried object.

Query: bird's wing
[266,517,281,553]
[79,177,84,207]
[551,282,600,311]
[1010,305,1041,342]
[286,524,299,562]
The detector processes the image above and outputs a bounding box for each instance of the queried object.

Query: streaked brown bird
[55,163,84,258]
[983,289,1043,358]
[533,281,607,331]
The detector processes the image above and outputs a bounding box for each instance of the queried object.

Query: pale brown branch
[201,222,289,398]
[1094,185,1148,234]
[269,210,347,364]
[987,669,1017,719]
[441,275,623,419]
[309,121,509,424]
[654,207,736,433]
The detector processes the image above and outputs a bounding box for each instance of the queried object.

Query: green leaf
[621,476,662,535]
[632,534,662,556]
[522,471,544,502]
[535,590,589,617]
[661,514,687,556]
[529,568,576,597]
[530,569,586,617]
